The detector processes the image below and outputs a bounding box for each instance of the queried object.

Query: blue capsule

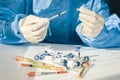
[57,52,61,54]
[44,53,51,56]
[47,53,51,56]
[83,56,89,62]
[37,54,45,60]
[44,50,48,53]
[34,55,40,60]
[54,54,61,58]
[67,53,74,58]
[39,55,45,60]
[76,46,81,49]
[78,52,80,58]
[63,59,68,66]
[76,61,80,67]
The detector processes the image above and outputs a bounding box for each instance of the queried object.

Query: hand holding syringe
[77,2,105,38]
[19,5,90,43]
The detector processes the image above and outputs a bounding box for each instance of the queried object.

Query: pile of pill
[34,50,90,70]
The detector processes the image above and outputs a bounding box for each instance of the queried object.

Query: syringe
[49,10,67,20]
[48,10,67,36]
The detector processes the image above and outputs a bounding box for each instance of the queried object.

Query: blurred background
[106,0,120,17]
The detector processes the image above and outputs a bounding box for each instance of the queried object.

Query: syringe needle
[49,11,67,20]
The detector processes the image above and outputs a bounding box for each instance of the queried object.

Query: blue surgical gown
[0,0,119,48]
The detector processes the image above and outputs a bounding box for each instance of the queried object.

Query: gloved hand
[79,6,105,38]
[19,15,49,43]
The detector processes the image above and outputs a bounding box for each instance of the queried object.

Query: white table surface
[0,43,120,80]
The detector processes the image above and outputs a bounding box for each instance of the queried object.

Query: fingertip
[44,18,50,24]
[80,6,85,11]
[80,5,89,13]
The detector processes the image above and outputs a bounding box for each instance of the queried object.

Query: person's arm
[0,0,32,44]
[76,0,120,48]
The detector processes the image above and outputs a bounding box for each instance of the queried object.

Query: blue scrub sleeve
[0,7,28,44]
[0,0,33,44]
[76,0,120,48]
